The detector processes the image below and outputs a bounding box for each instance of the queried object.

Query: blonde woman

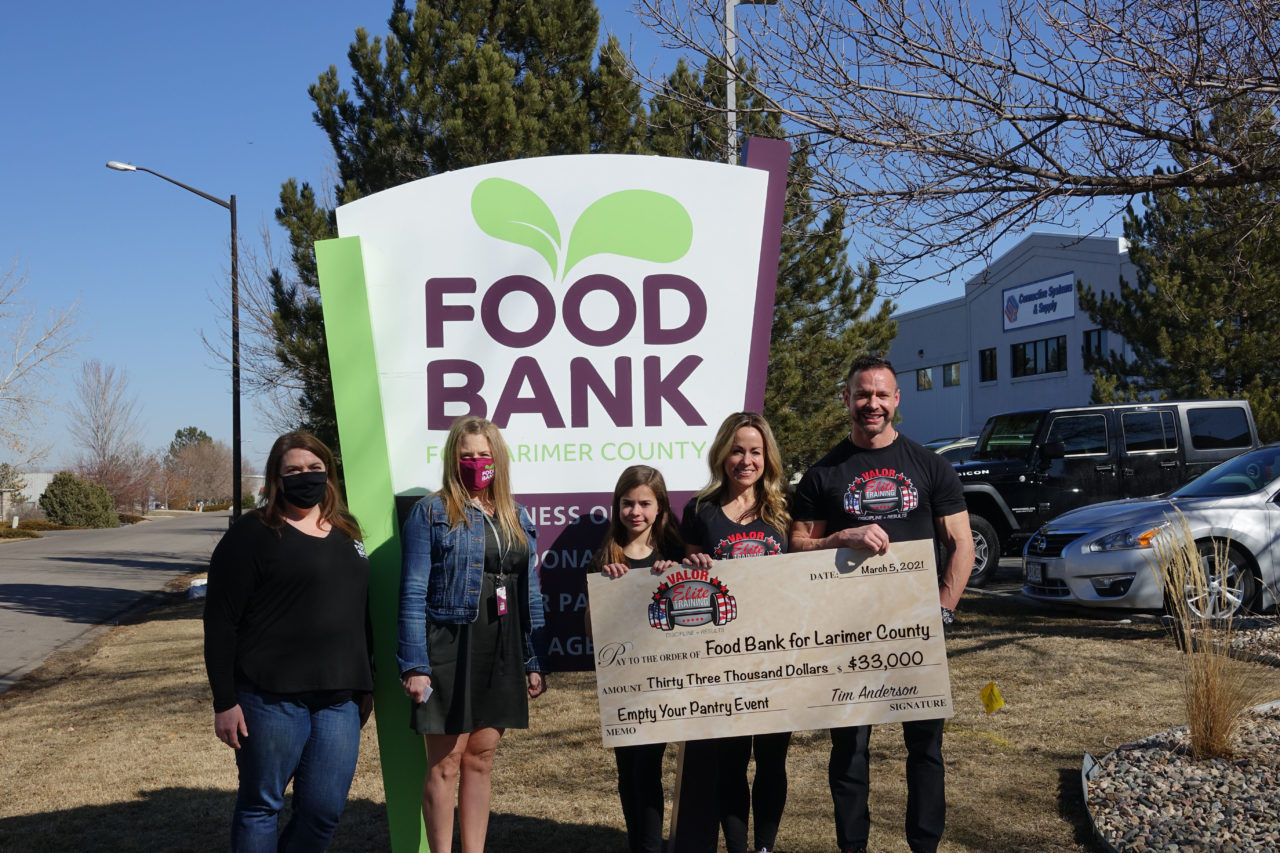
[675,412,792,853]
[397,415,548,853]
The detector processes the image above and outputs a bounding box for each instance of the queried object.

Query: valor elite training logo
[712,530,783,559]
[843,468,920,520]
[648,568,737,631]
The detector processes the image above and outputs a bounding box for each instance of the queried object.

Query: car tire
[1184,540,1259,620]
[966,515,999,587]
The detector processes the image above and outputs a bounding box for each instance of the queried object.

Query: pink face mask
[458,457,495,492]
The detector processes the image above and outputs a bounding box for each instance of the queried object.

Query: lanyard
[480,509,508,566]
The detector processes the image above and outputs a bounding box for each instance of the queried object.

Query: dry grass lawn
[1,589,1276,852]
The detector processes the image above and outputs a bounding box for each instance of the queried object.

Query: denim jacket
[396,494,547,678]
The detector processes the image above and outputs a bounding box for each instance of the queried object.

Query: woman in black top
[586,465,685,853]
[675,412,792,853]
[203,431,373,852]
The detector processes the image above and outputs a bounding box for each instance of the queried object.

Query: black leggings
[718,732,791,852]
[673,733,792,853]
[614,742,668,853]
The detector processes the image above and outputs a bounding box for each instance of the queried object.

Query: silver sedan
[1023,444,1280,618]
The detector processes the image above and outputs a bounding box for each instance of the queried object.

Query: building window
[1083,328,1107,361]
[916,368,933,390]
[943,362,961,387]
[1010,335,1067,378]
[979,348,997,382]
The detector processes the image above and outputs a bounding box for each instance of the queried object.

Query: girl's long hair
[439,415,523,544]
[693,412,790,535]
[589,465,684,572]
[259,431,362,540]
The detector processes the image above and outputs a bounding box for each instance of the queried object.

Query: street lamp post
[725,0,777,166]
[106,160,242,521]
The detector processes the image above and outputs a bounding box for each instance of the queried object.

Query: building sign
[313,141,789,852]
[1002,271,1075,331]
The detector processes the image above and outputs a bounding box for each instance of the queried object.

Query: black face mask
[280,471,328,509]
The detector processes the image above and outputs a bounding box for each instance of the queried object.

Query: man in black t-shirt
[790,355,974,853]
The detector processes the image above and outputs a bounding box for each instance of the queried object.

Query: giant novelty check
[588,540,953,747]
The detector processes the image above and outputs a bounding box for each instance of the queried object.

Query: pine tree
[1080,99,1280,441]
[647,57,772,160]
[271,0,640,449]
[767,148,895,478]
[167,426,212,460]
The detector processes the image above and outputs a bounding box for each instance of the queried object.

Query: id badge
[496,583,509,616]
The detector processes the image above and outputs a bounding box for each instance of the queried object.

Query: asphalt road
[0,512,229,693]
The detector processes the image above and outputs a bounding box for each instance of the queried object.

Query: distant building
[2,471,57,517]
[887,234,1134,442]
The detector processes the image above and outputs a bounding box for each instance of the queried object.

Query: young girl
[586,465,685,853]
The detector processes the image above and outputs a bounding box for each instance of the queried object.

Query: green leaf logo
[471,178,563,279]
[564,190,693,278]
[470,179,693,281]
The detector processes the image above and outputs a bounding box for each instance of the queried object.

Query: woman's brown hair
[588,465,684,571]
[259,431,362,540]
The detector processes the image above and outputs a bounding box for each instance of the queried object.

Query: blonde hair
[439,415,524,544]
[694,412,790,535]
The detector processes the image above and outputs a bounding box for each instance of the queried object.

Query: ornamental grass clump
[1150,513,1264,759]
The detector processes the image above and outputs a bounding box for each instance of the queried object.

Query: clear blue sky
[1,0,1116,474]
[0,0,676,473]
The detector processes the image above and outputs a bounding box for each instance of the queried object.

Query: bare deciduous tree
[165,438,238,507]
[634,0,1280,280]
[70,359,155,512]
[199,226,311,436]
[0,260,79,461]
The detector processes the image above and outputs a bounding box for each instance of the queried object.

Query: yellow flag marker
[980,681,1005,714]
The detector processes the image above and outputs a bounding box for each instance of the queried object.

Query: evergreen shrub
[38,472,119,528]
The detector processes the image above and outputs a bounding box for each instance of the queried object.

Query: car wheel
[1184,541,1259,619]
[966,515,999,587]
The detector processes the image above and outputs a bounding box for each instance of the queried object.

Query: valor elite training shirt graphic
[682,498,787,560]
[793,435,966,544]
[843,468,920,519]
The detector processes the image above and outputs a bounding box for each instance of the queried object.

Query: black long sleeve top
[203,512,374,712]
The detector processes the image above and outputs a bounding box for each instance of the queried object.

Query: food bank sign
[336,146,786,495]
[316,140,788,850]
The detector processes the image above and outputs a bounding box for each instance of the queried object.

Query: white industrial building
[887,233,1136,442]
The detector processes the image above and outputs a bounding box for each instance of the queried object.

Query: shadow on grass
[0,788,629,853]
[1058,766,1109,851]
[489,813,629,852]
[0,788,389,853]
[947,592,1169,660]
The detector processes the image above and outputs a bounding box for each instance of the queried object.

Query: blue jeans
[232,689,361,853]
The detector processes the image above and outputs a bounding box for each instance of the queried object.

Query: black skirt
[411,519,528,734]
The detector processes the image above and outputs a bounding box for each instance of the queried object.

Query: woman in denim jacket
[397,415,548,853]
